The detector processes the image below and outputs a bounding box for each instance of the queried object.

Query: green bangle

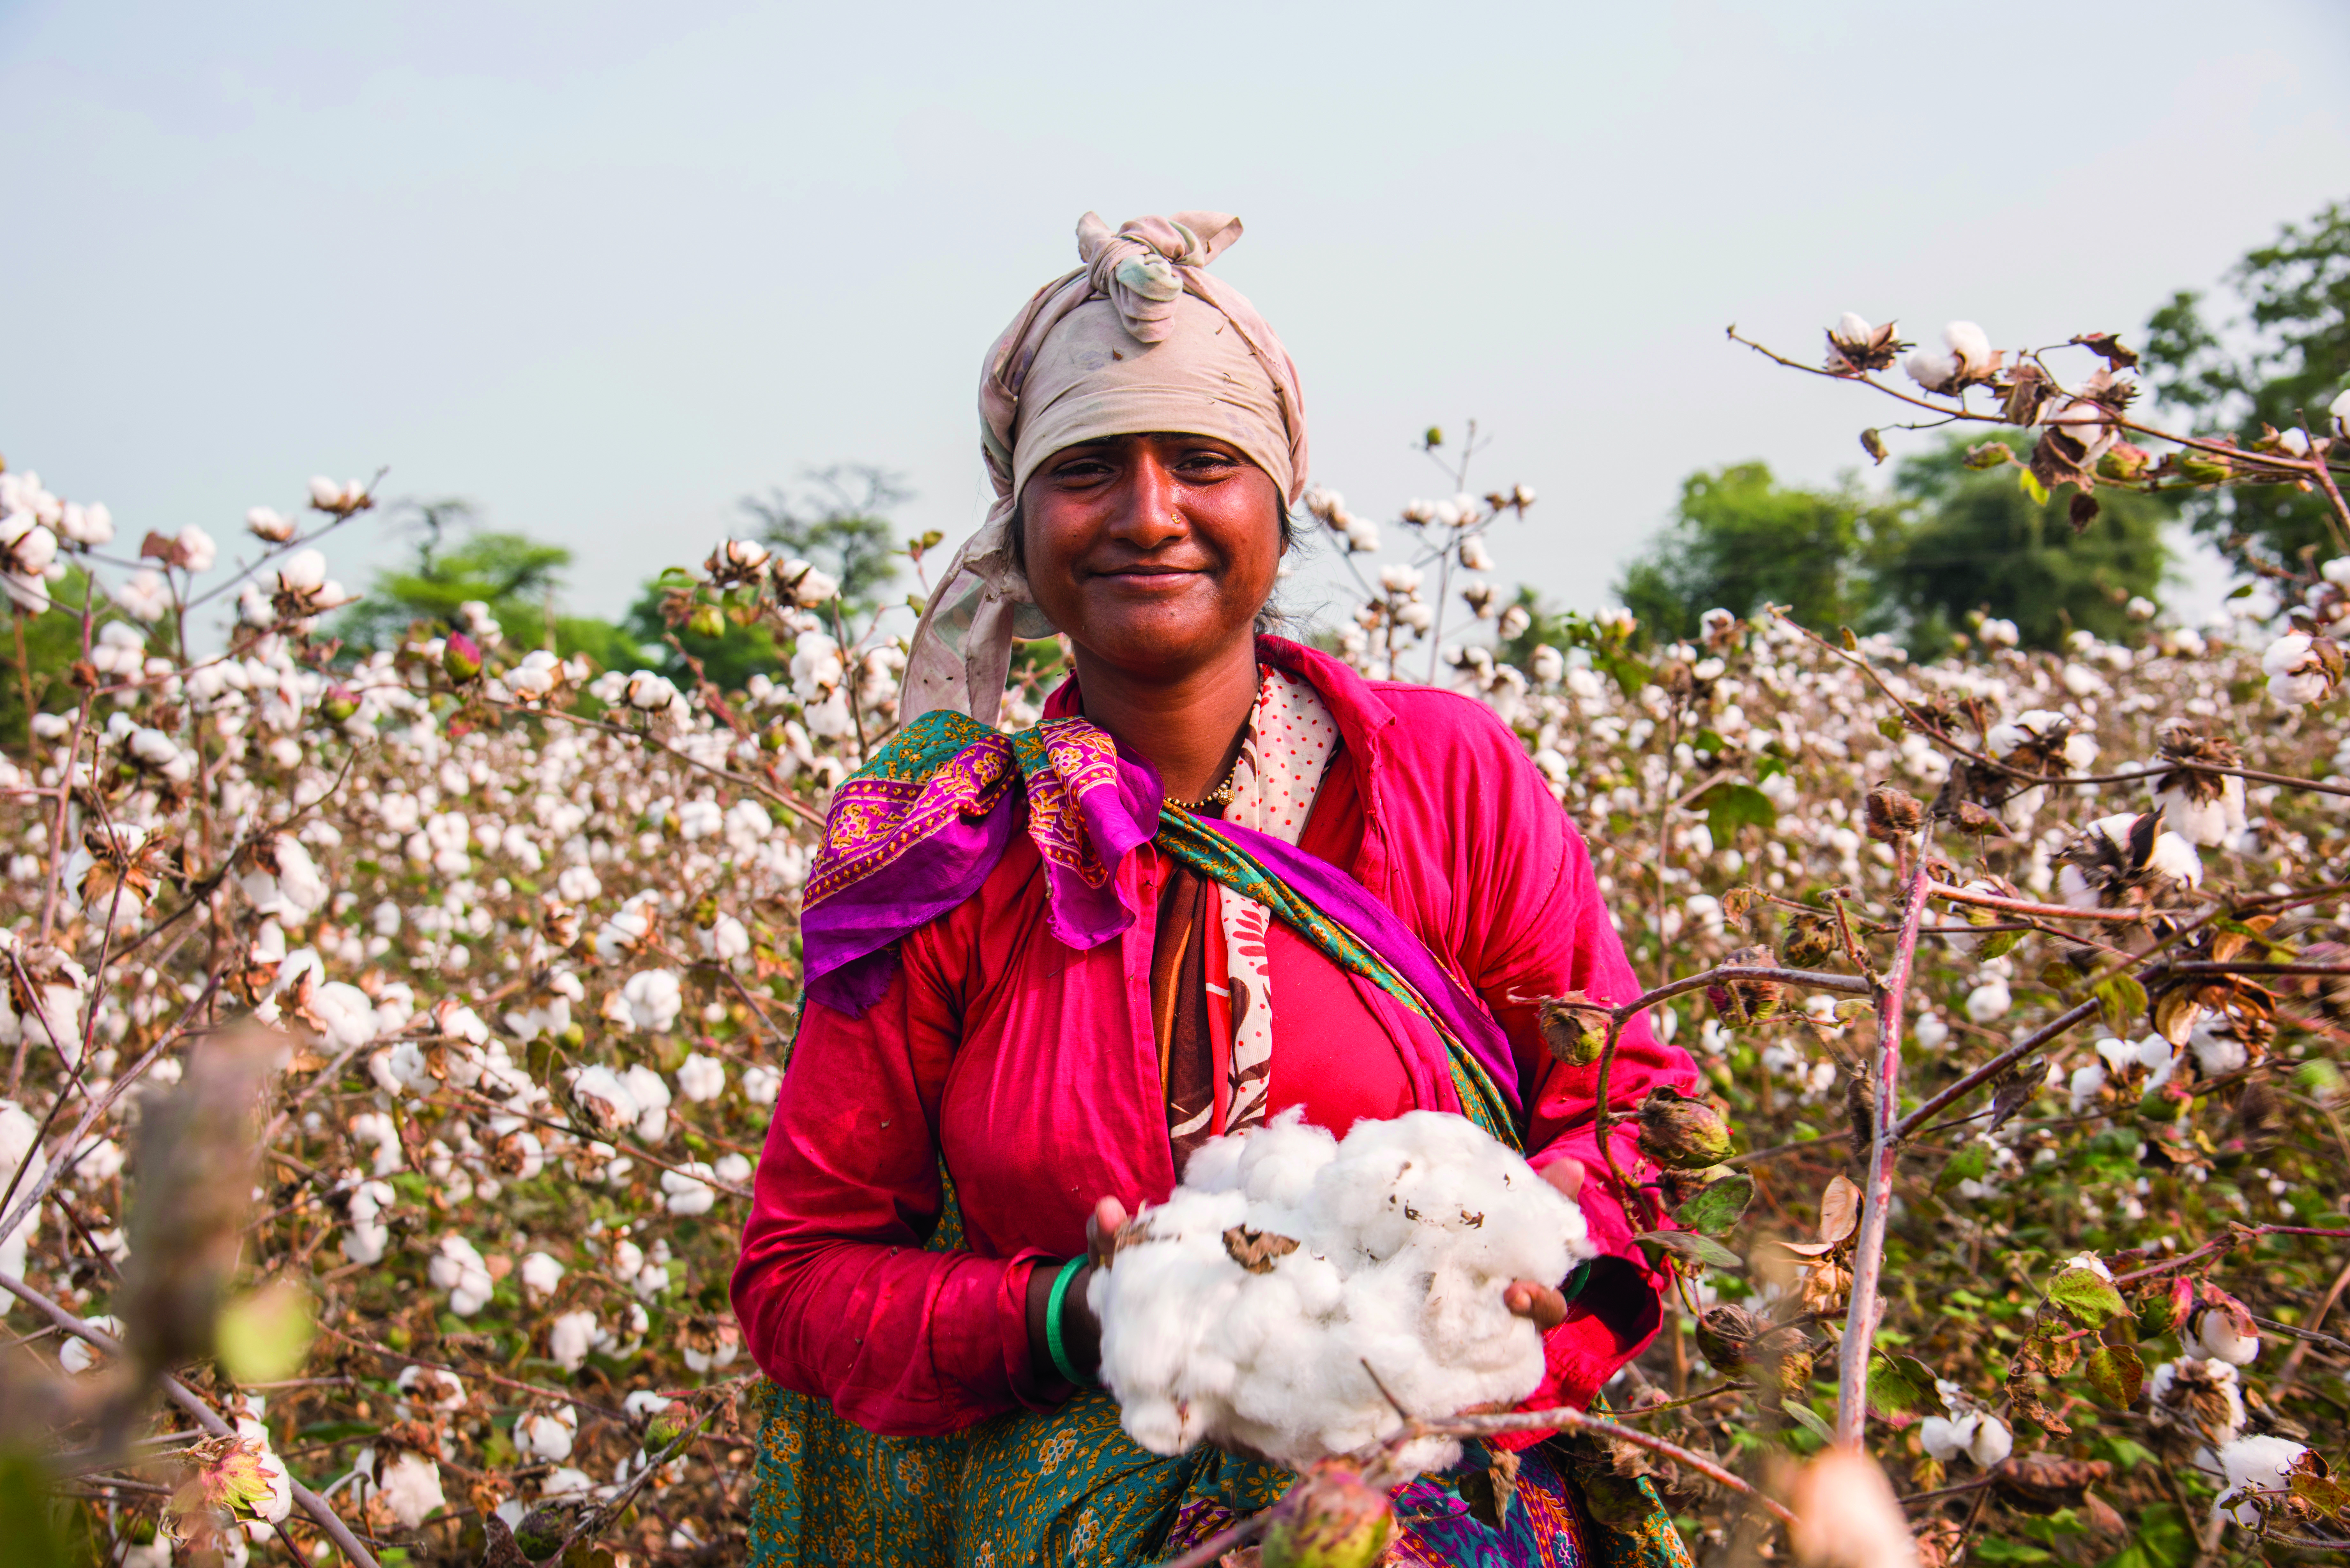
[1044,1256,1092,1386]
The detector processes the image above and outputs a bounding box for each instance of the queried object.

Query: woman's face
[1020,432,1284,682]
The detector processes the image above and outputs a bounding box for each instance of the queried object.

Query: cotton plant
[0,406,2345,1561]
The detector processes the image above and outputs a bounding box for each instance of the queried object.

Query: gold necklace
[1165,759,1243,813]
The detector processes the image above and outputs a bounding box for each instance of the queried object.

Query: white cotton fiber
[1089,1108,1592,1476]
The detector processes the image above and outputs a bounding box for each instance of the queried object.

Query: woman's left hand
[1504,1157,1587,1331]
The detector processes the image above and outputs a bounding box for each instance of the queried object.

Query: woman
[734,211,1698,1568]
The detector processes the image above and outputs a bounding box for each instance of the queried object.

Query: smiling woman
[732,212,1699,1568]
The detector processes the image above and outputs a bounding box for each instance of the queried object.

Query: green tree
[2142,197,2350,569]
[740,466,907,614]
[1616,463,1891,644]
[623,466,909,694]
[0,570,126,747]
[337,500,641,668]
[1870,435,2170,653]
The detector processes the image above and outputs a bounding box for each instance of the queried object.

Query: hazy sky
[3,0,2345,640]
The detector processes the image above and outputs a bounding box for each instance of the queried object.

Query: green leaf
[1690,781,1779,843]
[2082,1343,2145,1407]
[1781,1401,1834,1443]
[217,1279,315,1384]
[2292,1467,2350,1521]
[1865,1352,1947,1417]
[2018,468,2051,507]
[2095,1503,2192,1568]
[2093,974,2149,1034]
[1978,1540,2055,1565]
[1692,729,1728,756]
[1600,652,1653,699]
[2048,1266,2131,1327]
[0,1454,64,1568]
[1633,1230,1744,1272]
[2089,1435,2157,1472]
[1754,753,1788,782]
[1934,1141,1992,1195]
[1674,1173,1755,1237]
[2226,582,2256,601]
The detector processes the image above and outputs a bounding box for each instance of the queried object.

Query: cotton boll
[1918,1413,1978,1462]
[2149,1358,2245,1446]
[60,1314,122,1373]
[2067,1061,2108,1116]
[1967,1414,2013,1466]
[515,1406,579,1462]
[661,1162,716,1216]
[2203,1434,2310,1528]
[395,1364,466,1416]
[548,1310,602,1372]
[427,1235,496,1316]
[1964,977,2012,1023]
[2183,1306,2260,1366]
[1091,1110,1592,1476]
[676,1052,725,1103]
[519,1251,565,1301]
[622,1062,672,1143]
[359,1450,446,1530]
[0,1101,46,1294]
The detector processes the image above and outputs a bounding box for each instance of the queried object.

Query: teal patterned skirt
[744,1379,1694,1568]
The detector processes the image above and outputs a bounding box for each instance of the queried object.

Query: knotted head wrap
[901,211,1309,725]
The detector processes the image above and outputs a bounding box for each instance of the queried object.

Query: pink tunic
[734,639,1698,1438]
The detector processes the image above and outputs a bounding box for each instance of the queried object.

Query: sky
[2,0,2346,643]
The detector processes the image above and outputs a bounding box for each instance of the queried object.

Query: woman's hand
[1504,1157,1587,1332]
[1024,1196,1130,1385]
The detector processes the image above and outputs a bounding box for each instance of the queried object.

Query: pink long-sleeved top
[733,639,1699,1438]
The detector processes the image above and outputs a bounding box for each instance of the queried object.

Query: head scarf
[901,211,1308,725]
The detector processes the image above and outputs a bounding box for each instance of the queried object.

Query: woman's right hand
[1025,1195,1130,1384]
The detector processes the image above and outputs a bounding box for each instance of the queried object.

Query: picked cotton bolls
[427,1234,495,1316]
[1089,1109,1590,1476]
